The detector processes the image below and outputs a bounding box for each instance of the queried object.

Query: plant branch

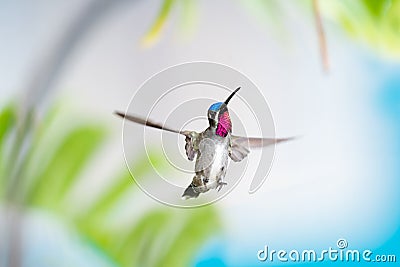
[312,0,329,72]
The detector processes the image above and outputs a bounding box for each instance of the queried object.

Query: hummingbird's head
[207,87,240,137]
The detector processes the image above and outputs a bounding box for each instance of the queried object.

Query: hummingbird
[115,87,293,199]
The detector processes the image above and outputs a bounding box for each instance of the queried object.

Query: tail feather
[182,184,200,199]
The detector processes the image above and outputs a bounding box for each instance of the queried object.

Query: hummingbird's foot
[216,181,227,192]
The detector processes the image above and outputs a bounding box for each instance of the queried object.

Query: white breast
[209,144,226,179]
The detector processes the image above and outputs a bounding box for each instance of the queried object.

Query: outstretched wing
[229,135,295,162]
[114,111,199,161]
[114,111,185,135]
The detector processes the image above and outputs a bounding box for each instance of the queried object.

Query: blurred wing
[229,135,295,162]
[229,138,250,162]
[184,132,200,161]
[114,111,199,161]
[114,111,185,135]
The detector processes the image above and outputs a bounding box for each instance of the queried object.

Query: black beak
[224,87,241,105]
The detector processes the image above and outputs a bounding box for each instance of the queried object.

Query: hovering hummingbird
[115,87,293,199]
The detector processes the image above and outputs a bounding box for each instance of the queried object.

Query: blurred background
[1,0,400,266]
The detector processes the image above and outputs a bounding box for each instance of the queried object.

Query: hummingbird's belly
[193,141,228,192]
[208,145,227,180]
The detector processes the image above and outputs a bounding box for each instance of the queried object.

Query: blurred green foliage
[0,103,220,267]
[142,0,197,46]
[142,0,176,46]
[322,0,400,58]
[0,104,16,191]
[146,0,400,59]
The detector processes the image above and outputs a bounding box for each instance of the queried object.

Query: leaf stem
[312,0,329,72]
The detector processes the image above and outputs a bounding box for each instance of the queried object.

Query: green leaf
[361,0,392,19]
[142,0,175,46]
[0,104,15,146]
[15,105,63,203]
[114,210,171,267]
[75,149,220,267]
[82,149,168,219]
[76,209,171,267]
[0,104,17,196]
[324,0,400,58]
[1,102,221,267]
[26,125,107,208]
[156,206,221,267]
[95,207,221,267]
